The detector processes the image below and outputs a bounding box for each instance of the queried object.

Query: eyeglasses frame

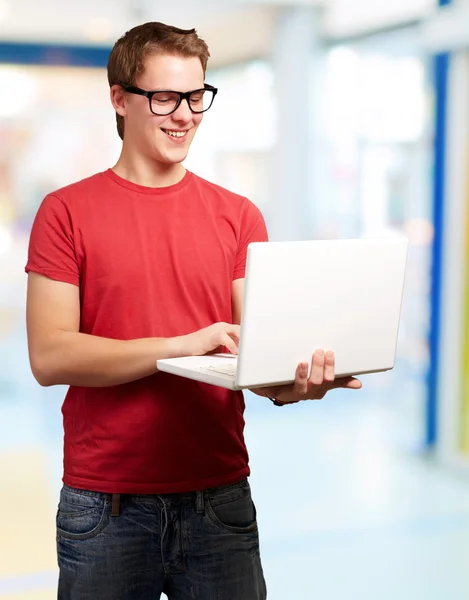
[119,83,218,116]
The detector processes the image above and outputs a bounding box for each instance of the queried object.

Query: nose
[171,98,193,123]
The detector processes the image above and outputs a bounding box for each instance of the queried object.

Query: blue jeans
[57,478,266,599]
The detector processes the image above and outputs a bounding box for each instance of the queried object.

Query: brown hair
[107,22,210,140]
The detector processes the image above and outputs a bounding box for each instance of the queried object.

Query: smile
[161,128,189,139]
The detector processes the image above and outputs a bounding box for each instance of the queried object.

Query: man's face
[117,54,205,165]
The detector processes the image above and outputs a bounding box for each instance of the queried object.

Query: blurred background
[1,0,469,598]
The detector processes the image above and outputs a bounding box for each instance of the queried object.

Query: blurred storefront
[420,0,469,472]
[314,29,433,451]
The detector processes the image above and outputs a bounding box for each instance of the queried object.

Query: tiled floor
[2,327,469,599]
[245,393,469,600]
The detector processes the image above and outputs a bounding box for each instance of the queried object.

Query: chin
[157,150,189,165]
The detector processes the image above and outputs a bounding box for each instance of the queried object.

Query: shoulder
[33,172,111,230]
[190,172,244,202]
[189,172,261,216]
[45,171,108,206]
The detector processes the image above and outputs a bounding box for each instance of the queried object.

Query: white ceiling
[0,0,437,68]
[0,0,281,67]
[324,0,436,37]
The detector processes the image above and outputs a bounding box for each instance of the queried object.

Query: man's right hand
[182,323,240,357]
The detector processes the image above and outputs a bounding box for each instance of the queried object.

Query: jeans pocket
[205,481,258,534]
[56,486,110,541]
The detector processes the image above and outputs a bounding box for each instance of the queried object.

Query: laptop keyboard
[204,363,238,377]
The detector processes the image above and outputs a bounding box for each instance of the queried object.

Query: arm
[27,273,240,388]
[27,273,186,387]
[231,205,361,403]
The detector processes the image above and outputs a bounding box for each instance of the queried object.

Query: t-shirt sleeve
[25,193,80,286]
[233,199,269,280]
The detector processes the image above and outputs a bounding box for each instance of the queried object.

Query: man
[25,22,361,600]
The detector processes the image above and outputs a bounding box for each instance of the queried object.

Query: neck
[112,147,186,188]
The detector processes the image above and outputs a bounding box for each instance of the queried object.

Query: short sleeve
[25,193,80,286]
[233,200,268,280]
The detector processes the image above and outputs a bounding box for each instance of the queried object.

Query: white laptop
[157,237,409,390]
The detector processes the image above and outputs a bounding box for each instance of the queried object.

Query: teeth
[164,130,186,138]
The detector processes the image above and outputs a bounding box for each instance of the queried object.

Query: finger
[309,350,325,385]
[225,329,240,347]
[223,325,240,344]
[324,351,335,382]
[343,378,362,390]
[334,377,362,390]
[220,332,239,355]
[294,362,309,396]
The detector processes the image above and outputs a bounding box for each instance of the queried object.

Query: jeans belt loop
[111,494,121,517]
[196,490,205,514]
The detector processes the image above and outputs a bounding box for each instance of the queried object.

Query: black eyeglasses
[119,83,218,116]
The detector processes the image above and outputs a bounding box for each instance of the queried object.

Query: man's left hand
[250,349,362,404]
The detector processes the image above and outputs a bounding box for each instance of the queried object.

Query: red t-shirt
[25,169,268,494]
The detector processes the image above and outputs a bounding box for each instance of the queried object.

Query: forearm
[31,331,187,388]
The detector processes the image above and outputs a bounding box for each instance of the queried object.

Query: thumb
[336,377,362,390]
[220,332,239,355]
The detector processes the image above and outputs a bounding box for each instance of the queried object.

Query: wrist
[161,335,189,359]
[268,396,300,407]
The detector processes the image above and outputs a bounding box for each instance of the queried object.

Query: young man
[25,22,361,600]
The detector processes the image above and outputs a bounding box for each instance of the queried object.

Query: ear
[110,84,127,117]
